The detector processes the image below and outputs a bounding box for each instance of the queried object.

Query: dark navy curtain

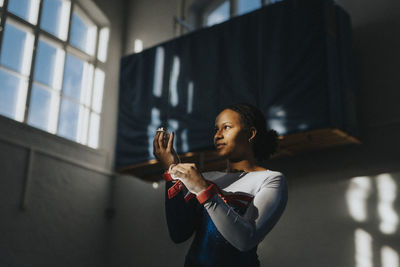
[115,0,356,169]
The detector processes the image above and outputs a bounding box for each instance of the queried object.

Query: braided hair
[225,103,279,161]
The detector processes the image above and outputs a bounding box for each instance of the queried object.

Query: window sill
[0,114,110,171]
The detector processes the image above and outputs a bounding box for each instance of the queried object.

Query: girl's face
[214,109,252,160]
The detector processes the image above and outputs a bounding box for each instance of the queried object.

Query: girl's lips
[215,144,226,149]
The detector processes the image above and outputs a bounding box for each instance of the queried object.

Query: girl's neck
[226,159,266,173]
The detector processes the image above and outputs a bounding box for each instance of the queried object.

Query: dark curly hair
[224,103,279,161]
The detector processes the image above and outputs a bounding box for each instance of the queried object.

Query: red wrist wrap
[168,180,185,199]
[164,171,185,199]
[163,170,221,203]
[162,171,173,182]
[196,182,219,204]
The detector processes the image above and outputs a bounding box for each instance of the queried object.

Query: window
[202,0,283,28]
[0,0,109,149]
[28,37,64,132]
[205,1,230,27]
[237,0,262,16]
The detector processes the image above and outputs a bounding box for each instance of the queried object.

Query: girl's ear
[248,127,257,143]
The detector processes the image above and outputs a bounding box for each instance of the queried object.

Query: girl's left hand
[169,163,209,195]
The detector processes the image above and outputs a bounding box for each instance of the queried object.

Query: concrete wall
[123,0,200,54]
[0,0,124,265]
[124,0,179,54]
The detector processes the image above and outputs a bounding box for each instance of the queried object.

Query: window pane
[88,112,100,148]
[40,0,71,40]
[62,53,83,100]
[82,64,94,106]
[0,0,4,7]
[58,98,89,143]
[8,0,40,24]
[0,69,28,121]
[70,11,97,55]
[206,1,230,27]
[27,83,59,133]
[0,22,34,75]
[77,106,89,144]
[238,0,261,15]
[92,68,104,113]
[34,39,65,89]
[97,27,109,62]
[62,53,93,104]
[58,98,79,141]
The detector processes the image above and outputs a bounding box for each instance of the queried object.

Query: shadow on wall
[352,19,400,131]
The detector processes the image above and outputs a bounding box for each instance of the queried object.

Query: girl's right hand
[153,130,180,170]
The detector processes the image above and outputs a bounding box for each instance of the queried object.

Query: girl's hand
[169,163,208,195]
[153,130,180,170]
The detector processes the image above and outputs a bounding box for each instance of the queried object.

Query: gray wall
[123,0,179,54]
[123,0,198,54]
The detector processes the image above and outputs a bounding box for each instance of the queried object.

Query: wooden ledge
[117,128,360,182]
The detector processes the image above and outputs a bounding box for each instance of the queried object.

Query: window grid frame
[23,0,45,124]
[0,0,10,56]
[0,0,106,149]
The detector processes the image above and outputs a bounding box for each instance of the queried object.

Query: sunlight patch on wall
[346,176,372,222]
[355,228,373,267]
[381,246,399,267]
[376,173,399,234]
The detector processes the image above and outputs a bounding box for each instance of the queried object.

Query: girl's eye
[214,125,231,132]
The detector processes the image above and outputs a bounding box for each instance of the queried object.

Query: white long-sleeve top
[201,170,288,251]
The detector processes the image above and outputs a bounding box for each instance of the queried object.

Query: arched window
[0,0,109,149]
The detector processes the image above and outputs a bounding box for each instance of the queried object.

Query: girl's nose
[214,130,223,141]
